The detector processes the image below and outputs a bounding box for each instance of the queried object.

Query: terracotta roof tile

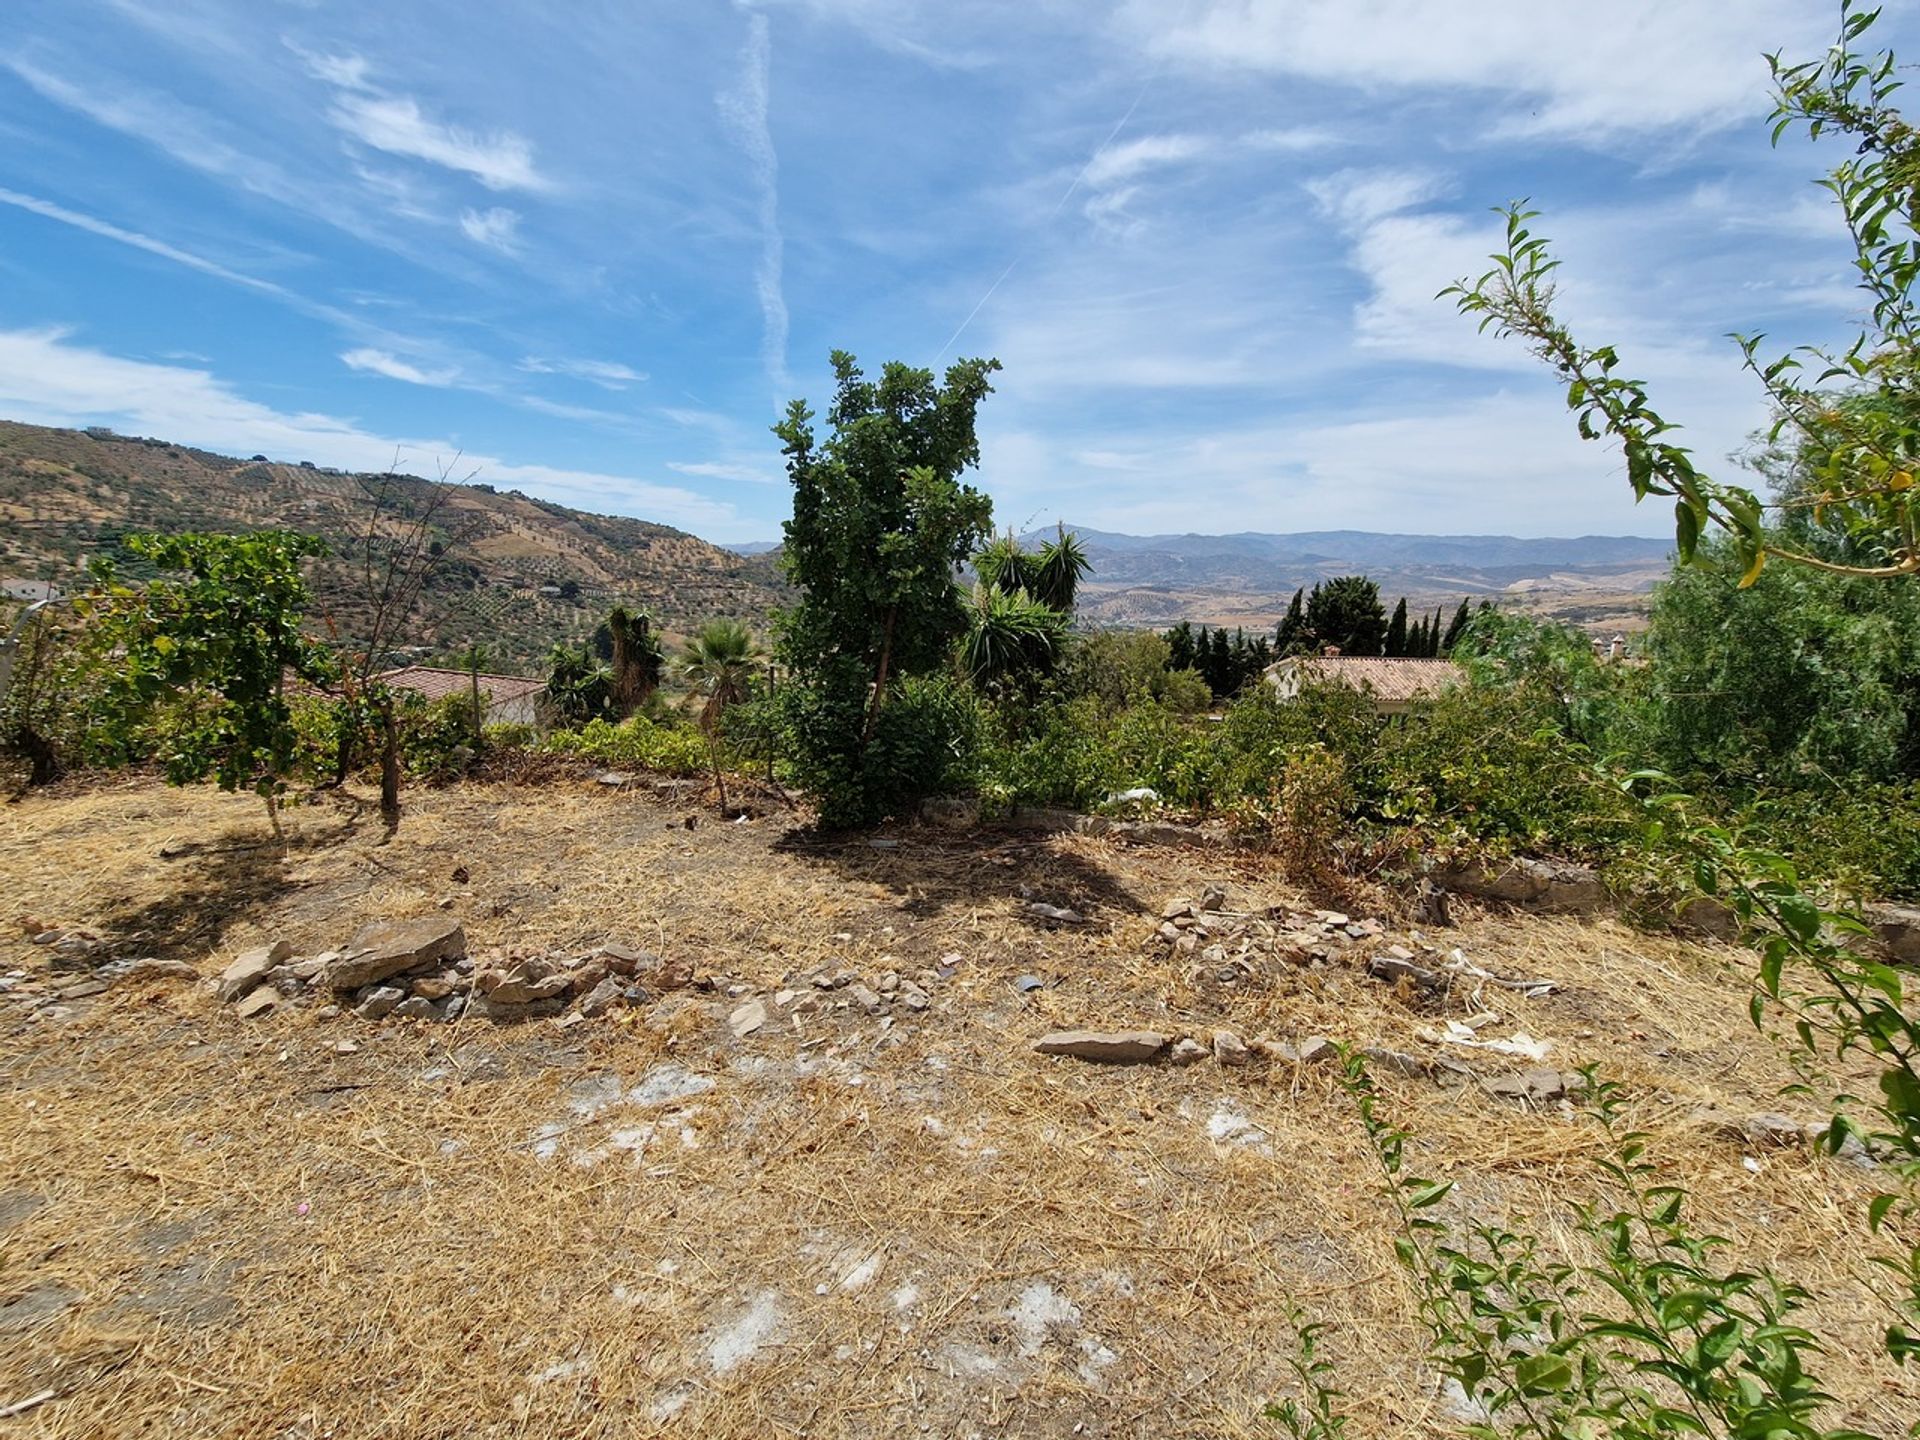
[378,666,546,706]
[1267,656,1464,703]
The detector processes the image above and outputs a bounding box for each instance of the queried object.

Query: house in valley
[1264,653,1464,718]
[379,666,547,726]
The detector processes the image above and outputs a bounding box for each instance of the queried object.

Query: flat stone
[1169,1037,1210,1066]
[1032,1030,1170,1064]
[729,998,771,1038]
[1865,903,1920,965]
[57,979,110,1000]
[325,918,465,991]
[487,973,571,1005]
[1023,902,1087,925]
[847,983,884,1015]
[219,940,293,1002]
[1211,1029,1250,1067]
[234,986,279,1020]
[1296,1036,1337,1065]
[355,986,406,1021]
[579,977,625,1018]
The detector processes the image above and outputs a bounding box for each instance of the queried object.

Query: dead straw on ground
[0,778,1915,1438]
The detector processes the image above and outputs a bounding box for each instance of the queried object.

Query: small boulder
[1032,1030,1170,1064]
[412,973,458,1001]
[1211,1030,1250,1067]
[219,940,293,1002]
[579,977,625,1018]
[392,996,439,1021]
[729,998,771,1038]
[325,918,465,991]
[355,986,406,1021]
[847,983,884,1015]
[1169,1037,1209,1066]
[234,986,279,1020]
[115,958,199,983]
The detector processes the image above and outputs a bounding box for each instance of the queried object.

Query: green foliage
[1645,536,1920,783]
[772,350,999,821]
[775,350,998,689]
[1063,631,1211,714]
[959,582,1068,687]
[544,642,614,725]
[1306,576,1388,656]
[1353,1062,1873,1440]
[536,714,713,777]
[769,659,985,827]
[81,530,334,801]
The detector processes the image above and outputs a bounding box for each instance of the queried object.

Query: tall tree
[1442,597,1473,653]
[1305,576,1388,656]
[1384,598,1408,657]
[773,351,998,824]
[1166,620,1196,672]
[1276,587,1307,656]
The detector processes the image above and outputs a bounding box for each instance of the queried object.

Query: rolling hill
[0,421,789,671]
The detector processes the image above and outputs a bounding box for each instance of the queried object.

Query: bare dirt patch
[1,778,1913,1436]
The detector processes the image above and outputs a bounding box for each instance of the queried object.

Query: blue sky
[0,0,1902,543]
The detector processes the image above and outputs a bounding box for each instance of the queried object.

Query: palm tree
[605,604,664,717]
[974,532,1038,596]
[680,619,760,812]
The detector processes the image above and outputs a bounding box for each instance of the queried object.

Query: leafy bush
[537,714,713,777]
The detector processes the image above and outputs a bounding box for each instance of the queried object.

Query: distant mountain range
[727,524,1672,630]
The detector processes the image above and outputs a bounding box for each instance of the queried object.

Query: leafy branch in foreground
[1349,1057,1877,1439]
[1442,1,1920,584]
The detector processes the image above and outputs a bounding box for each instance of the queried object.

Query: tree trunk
[861,605,897,745]
[708,731,729,816]
[469,669,483,742]
[378,697,402,834]
[13,726,59,787]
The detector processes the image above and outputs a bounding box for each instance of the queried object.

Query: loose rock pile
[726,959,950,1039]
[210,918,693,1025]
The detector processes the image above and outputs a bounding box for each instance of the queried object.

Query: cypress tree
[1442,597,1472,653]
[1385,597,1408,657]
[1276,587,1305,655]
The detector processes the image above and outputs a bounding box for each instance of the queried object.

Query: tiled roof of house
[378,666,546,705]
[1269,656,1465,703]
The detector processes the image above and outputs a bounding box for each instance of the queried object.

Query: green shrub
[537,713,712,777]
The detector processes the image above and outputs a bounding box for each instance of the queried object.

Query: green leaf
[1512,1352,1572,1395]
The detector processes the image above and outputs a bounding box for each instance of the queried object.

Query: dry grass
[1,777,1915,1438]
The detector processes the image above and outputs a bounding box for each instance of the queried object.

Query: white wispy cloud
[1082,134,1209,190]
[340,347,460,387]
[1127,0,1825,140]
[0,327,737,532]
[327,90,551,192]
[666,460,779,484]
[459,206,523,253]
[0,186,357,327]
[519,356,648,389]
[717,11,792,395]
[1305,167,1453,230]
